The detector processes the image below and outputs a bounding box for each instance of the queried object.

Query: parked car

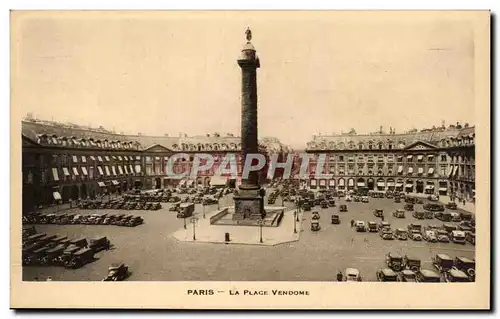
[450,230,466,244]
[446,202,458,210]
[454,257,475,281]
[433,253,454,272]
[386,252,403,271]
[443,269,470,282]
[327,199,336,207]
[424,230,438,243]
[397,270,417,282]
[367,221,378,232]
[408,229,423,241]
[427,194,439,202]
[378,221,391,231]
[380,228,394,240]
[403,255,421,272]
[361,196,369,203]
[373,209,384,218]
[451,212,461,222]
[65,248,95,269]
[344,268,362,282]
[435,230,450,243]
[88,236,111,253]
[312,212,320,220]
[355,221,366,232]
[412,211,425,220]
[339,205,348,212]
[320,200,329,209]
[376,268,398,282]
[103,263,129,281]
[331,214,340,224]
[466,232,476,245]
[404,204,414,211]
[392,209,405,218]
[310,220,320,232]
[415,269,441,282]
[425,211,434,219]
[394,228,408,240]
[424,203,445,212]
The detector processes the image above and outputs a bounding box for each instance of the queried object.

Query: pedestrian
[381,214,385,222]
[463,199,466,206]
[350,219,354,228]
[337,270,343,282]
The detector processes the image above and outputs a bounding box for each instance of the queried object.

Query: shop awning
[62,167,70,176]
[377,182,385,187]
[90,156,96,161]
[72,167,79,176]
[52,168,59,181]
[407,155,413,160]
[124,166,129,174]
[439,187,448,192]
[97,166,104,175]
[405,183,413,188]
[105,166,111,176]
[118,156,123,161]
[427,155,434,160]
[408,167,414,174]
[81,167,88,176]
[111,180,120,186]
[111,166,117,176]
[418,167,423,174]
[97,156,103,162]
[210,176,227,187]
[357,182,365,187]
[417,155,423,161]
[428,167,435,174]
[448,166,454,176]
[118,166,124,175]
[395,183,403,187]
[105,156,110,161]
[129,165,134,174]
[398,166,403,173]
[81,156,86,163]
[72,155,78,163]
[135,165,141,173]
[136,156,141,160]
[387,182,395,187]
[97,181,106,187]
[53,191,62,200]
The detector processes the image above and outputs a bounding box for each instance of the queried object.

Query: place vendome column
[233,28,266,221]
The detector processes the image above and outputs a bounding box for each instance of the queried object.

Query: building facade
[305,124,475,201]
[21,119,288,213]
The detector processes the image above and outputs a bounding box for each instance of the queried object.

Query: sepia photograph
[10,10,490,309]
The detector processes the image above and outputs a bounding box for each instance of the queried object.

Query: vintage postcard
[10,10,490,309]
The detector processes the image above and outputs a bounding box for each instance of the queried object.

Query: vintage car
[327,199,336,207]
[339,205,348,212]
[386,252,404,271]
[353,196,360,202]
[444,269,470,282]
[450,212,461,222]
[446,202,458,210]
[361,196,369,203]
[376,268,398,282]
[373,209,384,218]
[423,230,438,243]
[169,202,181,212]
[41,244,66,265]
[24,233,47,245]
[355,221,366,232]
[466,232,476,245]
[65,248,95,269]
[427,194,439,202]
[425,211,434,219]
[378,221,391,231]
[331,214,340,224]
[404,204,414,211]
[397,270,417,282]
[443,223,458,234]
[344,268,362,282]
[312,212,320,220]
[424,203,445,212]
[435,230,450,243]
[454,257,475,281]
[460,212,473,222]
[89,236,111,253]
[103,263,130,281]
[367,221,378,232]
[310,221,321,232]
[320,200,329,209]
[70,237,88,248]
[408,229,423,241]
[267,197,276,205]
[380,228,394,240]
[433,253,454,272]
[303,202,312,211]
[394,197,401,203]
[412,211,425,220]
[392,209,405,218]
[415,269,441,282]
[394,228,408,240]
[345,196,352,202]
[450,230,466,244]
[403,255,421,272]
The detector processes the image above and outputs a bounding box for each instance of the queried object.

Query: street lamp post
[257,219,264,243]
[191,217,199,241]
[293,210,297,234]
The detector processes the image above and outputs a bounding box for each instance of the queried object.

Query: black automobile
[331,214,340,224]
[339,205,348,212]
[424,203,445,212]
[415,269,441,282]
[386,252,403,271]
[103,263,130,281]
[376,268,398,282]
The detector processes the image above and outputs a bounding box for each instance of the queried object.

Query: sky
[12,11,476,148]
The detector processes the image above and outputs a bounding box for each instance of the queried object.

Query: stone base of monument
[213,206,285,227]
